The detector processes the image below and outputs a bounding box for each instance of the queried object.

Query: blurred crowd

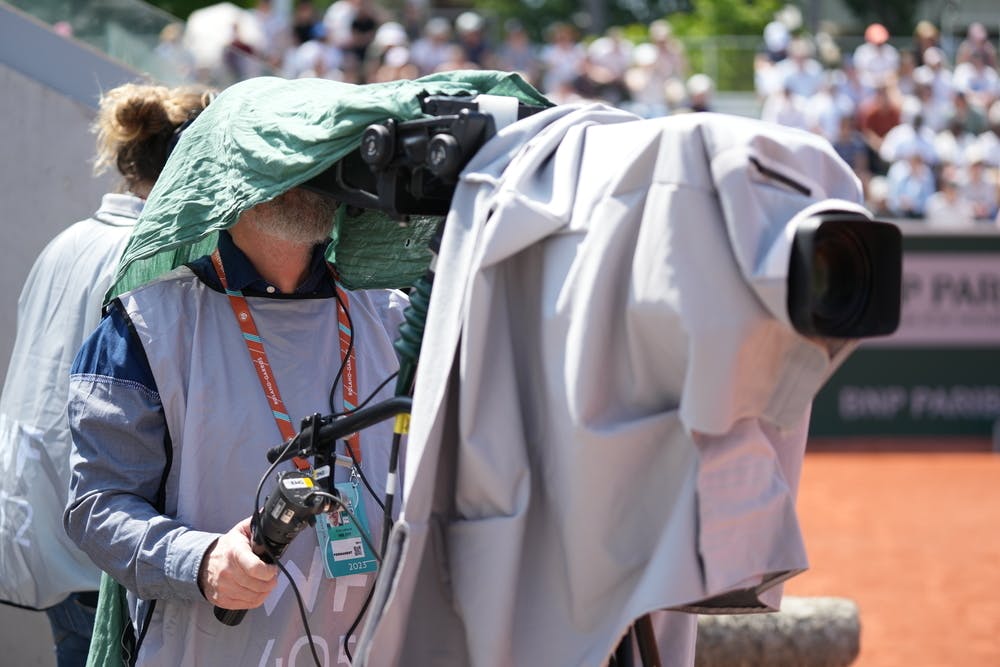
[150,0,1000,227]
[754,17,1000,227]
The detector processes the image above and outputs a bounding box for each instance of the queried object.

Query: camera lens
[788,213,900,338]
[810,225,872,335]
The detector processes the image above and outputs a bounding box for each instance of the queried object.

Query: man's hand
[199,517,279,609]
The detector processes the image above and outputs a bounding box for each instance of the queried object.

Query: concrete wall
[0,4,138,664]
[0,4,136,388]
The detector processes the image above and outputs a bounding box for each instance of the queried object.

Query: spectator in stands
[154,21,197,83]
[830,55,871,117]
[896,50,918,98]
[914,46,953,105]
[435,43,479,73]
[624,43,670,118]
[761,84,808,130]
[925,172,976,225]
[588,27,634,84]
[953,48,1000,113]
[323,0,361,50]
[911,20,940,67]
[935,116,976,168]
[623,20,686,117]
[494,19,539,86]
[685,73,715,113]
[959,146,999,220]
[776,37,825,99]
[371,44,418,82]
[886,149,936,218]
[222,20,262,83]
[250,0,291,70]
[285,22,344,80]
[400,0,429,43]
[410,16,453,76]
[866,174,890,215]
[754,51,783,100]
[974,100,1000,166]
[539,22,587,98]
[909,67,951,133]
[857,81,903,174]
[948,90,989,137]
[880,98,938,167]
[455,11,493,68]
[804,72,844,142]
[576,28,632,106]
[370,20,408,55]
[291,0,321,47]
[956,22,998,70]
[647,19,688,85]
[323,0,383,80]
[762,17,791,63]
[363,20,408,81]
[853,23,900,88]
[833,113,871,180]
[0,81,213,667]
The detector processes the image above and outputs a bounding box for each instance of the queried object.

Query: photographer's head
[229,186,339,293]
[92,83,215,199]
[236,187,338,246]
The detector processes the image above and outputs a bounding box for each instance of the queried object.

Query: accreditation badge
[315,480,378,578]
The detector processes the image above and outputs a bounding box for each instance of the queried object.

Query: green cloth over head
[106,71,551,301]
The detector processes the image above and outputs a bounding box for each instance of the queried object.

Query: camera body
[306,95,902,341]
[304,95,546,218]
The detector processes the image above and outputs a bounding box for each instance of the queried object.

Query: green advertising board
[810,226,1000,438]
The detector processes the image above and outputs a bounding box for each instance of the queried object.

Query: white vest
[121,266,405,667]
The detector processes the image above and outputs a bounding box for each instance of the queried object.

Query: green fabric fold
[107,71,551,301]
[85,572,129,667]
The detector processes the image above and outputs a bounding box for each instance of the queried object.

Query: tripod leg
[634,614,662,667]
[612,628,635,666]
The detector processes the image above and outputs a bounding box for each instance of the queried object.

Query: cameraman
[64,183,407,665]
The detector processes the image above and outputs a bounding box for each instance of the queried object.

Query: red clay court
[786,441,1000,667]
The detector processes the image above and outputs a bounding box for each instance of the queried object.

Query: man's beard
[245,188,337,245]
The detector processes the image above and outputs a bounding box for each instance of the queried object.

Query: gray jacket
[0,193,138,609]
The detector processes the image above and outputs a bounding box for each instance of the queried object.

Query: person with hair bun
[0,81,213,667]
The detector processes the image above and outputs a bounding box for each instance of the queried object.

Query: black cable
[254,437,296,526]
[343,574,377,664]
[380,431,404,556]
[342,370,398,416]
[345,440,386,513]
[275,558,323,667]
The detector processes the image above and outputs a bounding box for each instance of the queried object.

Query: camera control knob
[427,133,461,180]
[361,124,394,169]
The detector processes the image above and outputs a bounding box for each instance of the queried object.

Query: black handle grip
[266,396,412,464]
[213,605,247,626]
[212,521,275,627]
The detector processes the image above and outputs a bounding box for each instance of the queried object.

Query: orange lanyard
[210,249,361,469]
